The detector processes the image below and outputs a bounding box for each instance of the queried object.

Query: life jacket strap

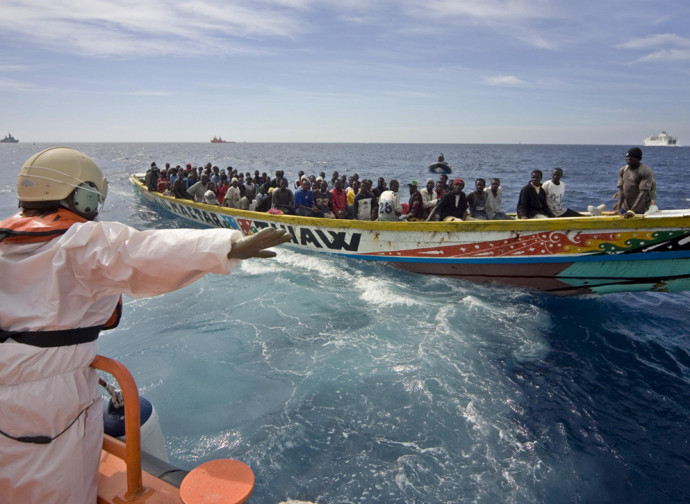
[0,326,101,347]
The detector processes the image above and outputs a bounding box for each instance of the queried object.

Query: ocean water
[1,143,690,503]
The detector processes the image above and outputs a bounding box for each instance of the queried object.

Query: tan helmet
[17,147,108,203]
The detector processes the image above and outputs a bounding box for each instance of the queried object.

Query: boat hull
[132,175,690,295]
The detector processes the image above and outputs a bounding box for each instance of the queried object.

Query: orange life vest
[0,209,122,345]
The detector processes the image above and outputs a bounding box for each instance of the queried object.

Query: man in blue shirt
[294,180,320,217]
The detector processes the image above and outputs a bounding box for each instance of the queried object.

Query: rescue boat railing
[91,354,144,500]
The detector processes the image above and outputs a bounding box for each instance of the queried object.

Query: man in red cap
[427,178,467,221]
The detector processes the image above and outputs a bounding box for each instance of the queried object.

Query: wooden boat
[131,175,690,295]
[95,355,254,503]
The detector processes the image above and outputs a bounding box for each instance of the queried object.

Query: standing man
[0,147,291,503]
[516,170,553,219]
[616,147,656,215]
[541,168,584,217]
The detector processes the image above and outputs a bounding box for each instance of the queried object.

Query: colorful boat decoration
[131,175,690,295]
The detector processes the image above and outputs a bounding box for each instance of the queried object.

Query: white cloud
[618,33,690,50]
[485,75,527,86]
[618,33,690,62]
[0,0,305,57]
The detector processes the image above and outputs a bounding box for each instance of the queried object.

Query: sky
[1,0,689,144]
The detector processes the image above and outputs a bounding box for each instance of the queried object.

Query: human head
[475,178,486,192]
[451,178,464,193]
[530,170,543,186]
[280,178,288,189]
[439,174,448,186]
[408,180,418,193]
[426,178,435,192]
[626,148,642,168]
[551,168,563,184]
[390,180,399,192]
[490,178,500,192]
[17,147,108,220]
[321,180,329,192]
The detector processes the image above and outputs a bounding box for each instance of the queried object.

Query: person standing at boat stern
[0,147,291,504]
[617,147,656,215]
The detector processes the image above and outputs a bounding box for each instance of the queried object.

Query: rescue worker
[0,147,291,503]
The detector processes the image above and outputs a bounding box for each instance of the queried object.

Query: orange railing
[91,354,144,500]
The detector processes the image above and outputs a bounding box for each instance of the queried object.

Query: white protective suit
[0,220,242,503]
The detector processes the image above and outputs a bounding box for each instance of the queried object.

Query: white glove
[227,227,292,259]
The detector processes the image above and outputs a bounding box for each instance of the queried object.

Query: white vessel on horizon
[643,131,679,146]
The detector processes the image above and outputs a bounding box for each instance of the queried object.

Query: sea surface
[1,143,690,503]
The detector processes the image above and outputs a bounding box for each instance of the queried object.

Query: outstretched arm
[228,227,292,259]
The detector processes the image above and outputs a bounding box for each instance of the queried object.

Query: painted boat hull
[131,175,690,295]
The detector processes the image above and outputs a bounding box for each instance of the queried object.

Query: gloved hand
[227,227,292,259]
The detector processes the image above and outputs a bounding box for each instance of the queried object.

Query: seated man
[427,178,467,221]
[272,178,295,214]
[202,182,219,206]
[187,174,210,203]
[353,180,376,220]
[223,178,241,208]
[541,168,584,217]
[294,180,320,217]
[313,180,335,218]
[378,180,403,221]
[419,178,438,219]
[485,178,510,220]
[516,170,553,219]
[404,180,425,220]
[466,178,489,220]
[329,179,349,218]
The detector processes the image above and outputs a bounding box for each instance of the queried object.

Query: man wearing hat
[427,178,468,221]
[617,147,656,215]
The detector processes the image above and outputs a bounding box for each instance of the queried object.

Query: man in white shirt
[541,168,584,217]
[377,180,402,221]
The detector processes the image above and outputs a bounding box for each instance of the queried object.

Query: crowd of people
[143,147,656,222]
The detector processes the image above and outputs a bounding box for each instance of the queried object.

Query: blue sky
[1,0,689,144]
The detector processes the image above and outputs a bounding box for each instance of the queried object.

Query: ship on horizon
[210,136,234,143]
[1,133,18,143]
[643,131,679,146]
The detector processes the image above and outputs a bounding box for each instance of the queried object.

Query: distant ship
[211,136,234,143]
[643,131,678,146]
[1,133,18,143]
